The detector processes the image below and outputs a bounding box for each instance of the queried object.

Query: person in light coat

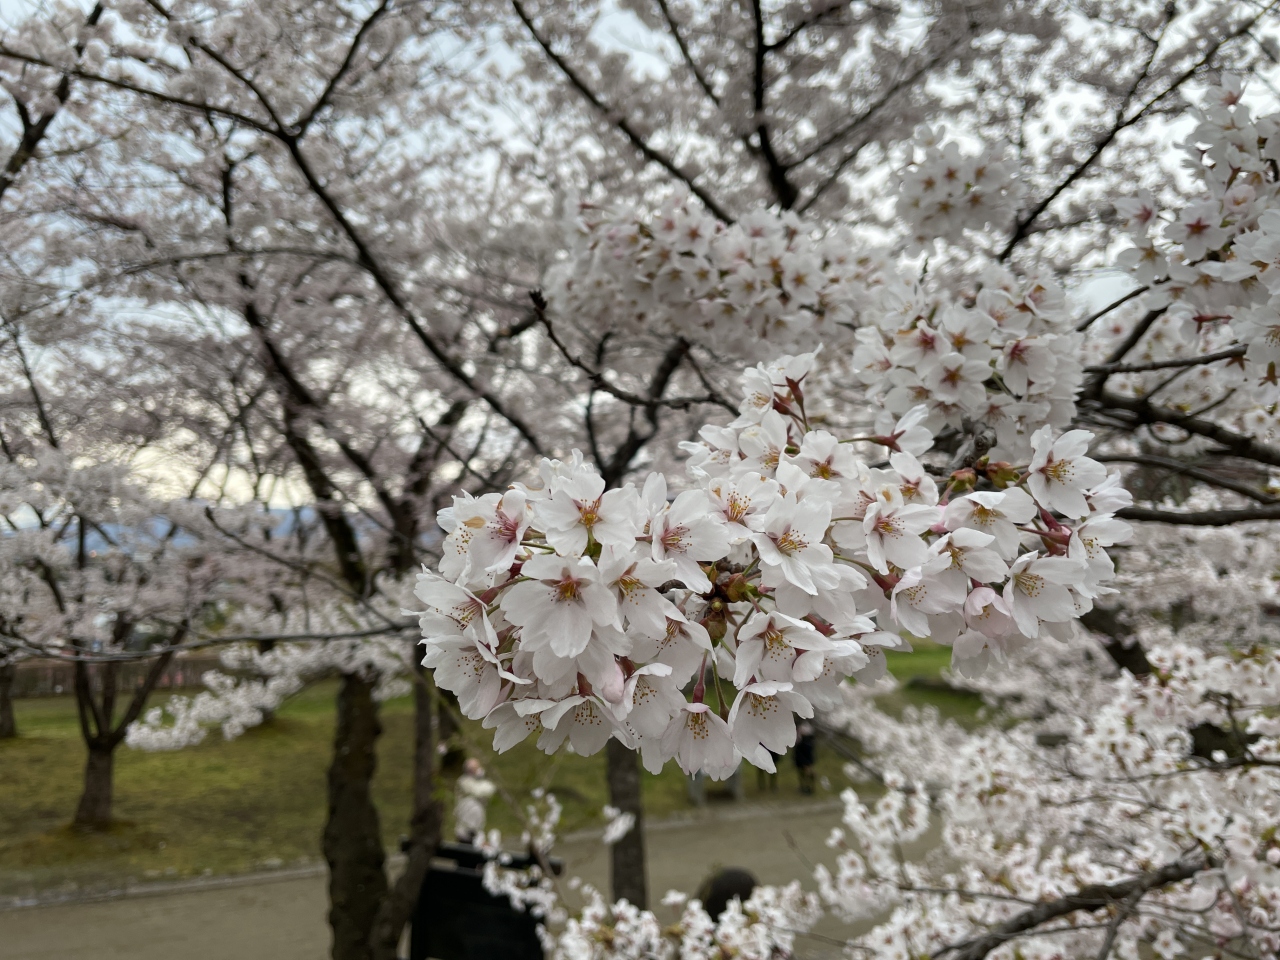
[454,757,496,844]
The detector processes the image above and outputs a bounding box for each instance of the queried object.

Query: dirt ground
[0,800,852,960]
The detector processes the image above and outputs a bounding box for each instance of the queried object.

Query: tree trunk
[0,661,16,739]
[73,742,114,829]
[606,738,648,908]
[1080,608,1153,676]
[324,673,388,960]
[368,662,443,960]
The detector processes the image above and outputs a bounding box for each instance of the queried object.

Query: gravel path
[0,800,850,960]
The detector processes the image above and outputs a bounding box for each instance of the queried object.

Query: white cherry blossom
[500,554,618,658]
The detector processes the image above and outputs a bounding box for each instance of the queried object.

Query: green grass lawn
[882,644,989,722]
[0,644,980,898]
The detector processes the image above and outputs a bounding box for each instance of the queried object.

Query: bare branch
[601,336,692,487]
[654,0,719,106]
[765,1,854,53]
[293,0,393,136]
[532,291,718,411]
[510,0,734,223]
[0,4,103,204]
[1095,453,1277,504]
[1087,391,1280,469]
[999,5,1271,261]
[1117,504,1280,525]
[936,857,1209,960]
[1076,286,1147,332]
[750,0,798,208]
[0,46,275,133]
[1086,345,1246,375]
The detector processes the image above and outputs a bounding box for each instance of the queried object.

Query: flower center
[775,528,808,555]
[617,573,643,597]
[576,497,602,528]
[497,512,522,542]
[1014,571,1044,596]
[763,627,790,658]
[450,598,483,626]
[554,576,584,602]
[874,516,902,539]
[1044,459,1075,483]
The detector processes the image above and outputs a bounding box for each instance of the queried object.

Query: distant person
[454,757,496,844]
[696,867,758,920]
[794,722,816,794]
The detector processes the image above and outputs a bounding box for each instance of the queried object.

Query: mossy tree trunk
[323,672,388,960]
[606,738,648,908]
[70,639,178,831]
[0,660,17,740]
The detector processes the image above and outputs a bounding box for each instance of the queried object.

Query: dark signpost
[410,842,561,960]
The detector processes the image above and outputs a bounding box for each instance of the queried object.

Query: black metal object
[409,842,561,960]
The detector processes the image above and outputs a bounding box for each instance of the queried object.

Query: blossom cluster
[849,264,1084,461]
[817,641,1280,960]
[1110,76,1280,430]
[543,195,883,354]
[476,789,823,960]
[548,882,823,960]
[418,349,1130,777]
[545,154,1082,464]
[125,597,416,749]
[896,127,1023,251]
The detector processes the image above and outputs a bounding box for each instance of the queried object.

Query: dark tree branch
[0,47,276,133]
[1117,504,1280,524]
[655,0,719,105]
[532,292,718,411]
[293,0,393,136]
[1086,345,1246,375]
[3,18,546,457]
[107,630,185,747]
[0,4,103,205]
[2,318,59,447]
[937,857,1209,960]
[1076,286,1146,332]
[1095,453,1277,504]
[1088,391,1280,469]
[750,0,798,208]
[510,0,734,223]
[765,1,854,53]
[999,6,1269,261]
[600,337,691,487]
[789,54,941,170]
[794,52,951,213]
[1100,308,1168,367]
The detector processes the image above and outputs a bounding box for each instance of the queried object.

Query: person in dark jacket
[794,722,816,794]
[696,868,758,919]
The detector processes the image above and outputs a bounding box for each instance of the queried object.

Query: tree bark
[1080,608,1153,677]
[0,661,16,739]
[606,738,648,908]
[324,672,388,960]
[368,660,443,960]
[73,742,115,829]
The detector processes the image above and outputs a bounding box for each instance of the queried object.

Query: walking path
[0,800,851,960]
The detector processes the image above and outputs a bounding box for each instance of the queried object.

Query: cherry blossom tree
[6,2,1280,960]
[453,36,1280,960]
[0,458,216,827]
